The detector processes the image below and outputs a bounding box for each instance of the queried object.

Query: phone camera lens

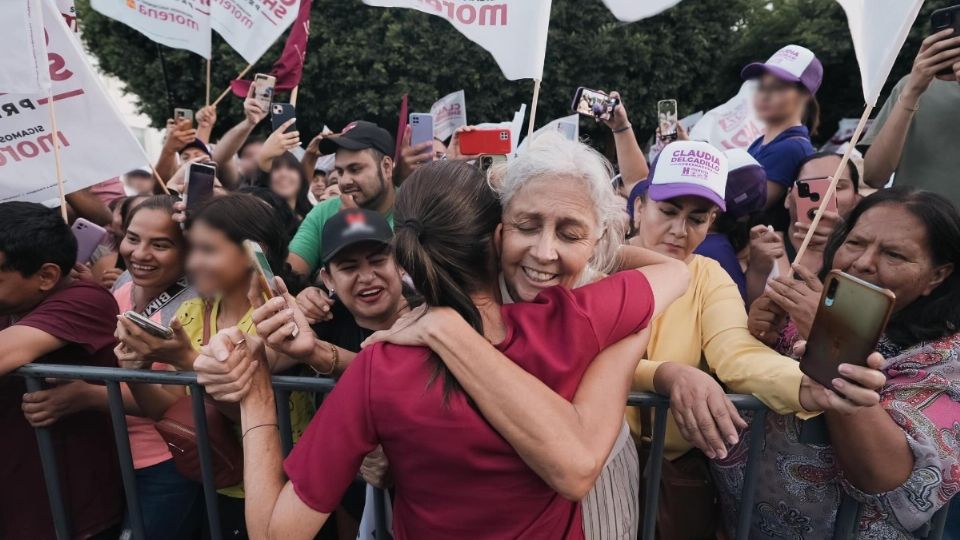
[810,193,820,202]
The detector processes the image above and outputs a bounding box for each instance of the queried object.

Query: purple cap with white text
[741,44,823,95]
[649,141,729,211]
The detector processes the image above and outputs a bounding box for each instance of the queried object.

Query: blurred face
[310,172,327,199]
[334,149,392,209]
[321,242,403,329]
[179,148,207,163]
[120,209,185,291]
[433,139,447,160]
[832,204,952,313]
[634,195,718,262]
[186,221,251,298]
[496,176,599,302]
[126,174,155,196]
[753,73,808,124]
[271,164,301,201]
[239,142,263,178]
[318,183,341,202]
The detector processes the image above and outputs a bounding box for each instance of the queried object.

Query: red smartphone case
[459,129,512,156]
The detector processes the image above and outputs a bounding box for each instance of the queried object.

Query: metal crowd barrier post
[105,381,146,540]
[640,402,668,540]
[24,375,72,540]
[275,388,294,456]
[189,384,223,540]
[735,407,768,540]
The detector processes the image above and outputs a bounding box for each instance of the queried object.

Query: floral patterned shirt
[711,321,960,539]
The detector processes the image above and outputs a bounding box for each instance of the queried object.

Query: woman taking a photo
[735,187,960,538]
[195,159,691,539]
[742,44,821,228]
[256,151,314,222]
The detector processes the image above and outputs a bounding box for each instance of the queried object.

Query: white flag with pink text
[601,0,683,22]
[0,0,51,95]
[362,0,553,80]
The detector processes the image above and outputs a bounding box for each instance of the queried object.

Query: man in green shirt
[289,121,397,277]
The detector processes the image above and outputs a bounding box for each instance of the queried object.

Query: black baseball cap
[321,208,393,266]
[319,121,395,157]
[179,139,212,158]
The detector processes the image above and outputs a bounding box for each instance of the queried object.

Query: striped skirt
[582,422,641,540]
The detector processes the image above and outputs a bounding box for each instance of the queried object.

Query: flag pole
[212,63,255,107]
[147,163,171,195]
[205,59,212,107]
[290,86,299,107]
[527,79,542,138]
[794,104,874,262]
[46,91,68,223]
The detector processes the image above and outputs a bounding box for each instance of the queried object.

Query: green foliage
[76,0,954,151]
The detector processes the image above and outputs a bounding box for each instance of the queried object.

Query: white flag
[0,0,146,205]
[362,0,553,80]
[211,0,300,64]
[518,113,579,154]
[689,82,764,150]
[56,0,78,32]
[601,0,683,22]
[836,0,924,106]
[0,0,51,94]
[430,90,467,141]
[90,0,211,58]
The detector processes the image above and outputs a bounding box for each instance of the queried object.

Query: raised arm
[863,31,960,188]
[212,90,269,190]
[604,91,648,190]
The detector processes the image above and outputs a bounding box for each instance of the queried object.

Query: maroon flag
[230,0,313,98]
[394,94,409,162]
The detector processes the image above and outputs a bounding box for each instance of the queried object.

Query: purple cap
[741,44,823,95]
[649,141,729,211]
[723,149,768,220]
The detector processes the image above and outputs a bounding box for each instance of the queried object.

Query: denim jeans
[120,459,202,540]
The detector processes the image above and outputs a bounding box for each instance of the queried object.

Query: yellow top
[176,298,315,498]
[627,255,811,460]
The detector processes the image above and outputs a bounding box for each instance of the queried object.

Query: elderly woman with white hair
[367,132,709,538]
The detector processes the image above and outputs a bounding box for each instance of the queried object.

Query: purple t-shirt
[694,233,746,303]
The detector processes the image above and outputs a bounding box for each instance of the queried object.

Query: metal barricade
[12,364,952,540]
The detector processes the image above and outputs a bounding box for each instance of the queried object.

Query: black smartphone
[271,103,297,133]
[931,5,960,77]
[184,162,216,212]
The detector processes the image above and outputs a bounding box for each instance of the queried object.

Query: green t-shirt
[861,76,960,204]
[289,197,395,274]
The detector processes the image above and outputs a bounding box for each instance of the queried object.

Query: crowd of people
[1,24,960,540]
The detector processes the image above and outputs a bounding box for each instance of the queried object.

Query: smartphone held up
[572,87,619,121]
[183,162,216,213]
[657,99,679,142]
[253,73,277,110]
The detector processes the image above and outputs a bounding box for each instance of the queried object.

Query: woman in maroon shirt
[194,161,690,539]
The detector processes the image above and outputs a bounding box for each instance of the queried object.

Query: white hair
[491,132,626,276]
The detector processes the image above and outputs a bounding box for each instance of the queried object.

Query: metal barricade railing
[12,364,952,540]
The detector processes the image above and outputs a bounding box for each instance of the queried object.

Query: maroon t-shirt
[0,280,123,539]
[284,271,655,540]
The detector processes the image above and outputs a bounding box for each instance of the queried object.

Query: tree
[77,0,952,152]
[77,0,750,152]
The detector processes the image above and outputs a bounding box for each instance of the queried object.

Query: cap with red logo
[318,120,395,157]
[321,208,394,266]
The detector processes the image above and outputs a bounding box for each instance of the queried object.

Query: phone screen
[573,88,617,121]
[174,108,194,124]
[658,100,679,140]
[253,74,276,109]
[185,164,215,211]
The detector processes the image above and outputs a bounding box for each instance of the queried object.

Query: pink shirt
[284,271,655,539]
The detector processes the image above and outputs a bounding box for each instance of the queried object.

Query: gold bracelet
[898,95,920,112]
[311,341,339,377]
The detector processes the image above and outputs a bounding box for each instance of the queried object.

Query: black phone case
[271,103,297,133]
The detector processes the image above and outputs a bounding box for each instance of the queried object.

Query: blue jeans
[945,496,960,540]
[121,459,202,540]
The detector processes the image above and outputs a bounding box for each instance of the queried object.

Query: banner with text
[363,0,553,81]
[0,0,146,205]
[211,0,300,64]
[57,0,78,31]
[430,90,467,141]
[602,0,683,22]
[0,0,51,95]
[90,0,211,58]
[689,82,764,151]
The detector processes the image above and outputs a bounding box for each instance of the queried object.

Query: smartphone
[174,108,194,124]
[271,103,297,133]
[657,99,679,142]
[123,311,174,340]
[459,129,512,156]
[183,162,216,212]
[71,218,107,264]
[571,87,619,121]
[931,6,960,77]
[795,178,839,226]
[800,271,895,391]
[409,113,434,148]
[252,73,276,110]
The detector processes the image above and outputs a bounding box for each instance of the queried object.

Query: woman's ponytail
[803,95,820,137]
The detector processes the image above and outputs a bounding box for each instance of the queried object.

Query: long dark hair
[393,161,501,395]
[186,193,305,294]
[796,151,859,193]
[256,151,312,220]
[821,187,960,347]
[802,94,820,138]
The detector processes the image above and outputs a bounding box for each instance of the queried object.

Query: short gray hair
[492,132,626,276]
